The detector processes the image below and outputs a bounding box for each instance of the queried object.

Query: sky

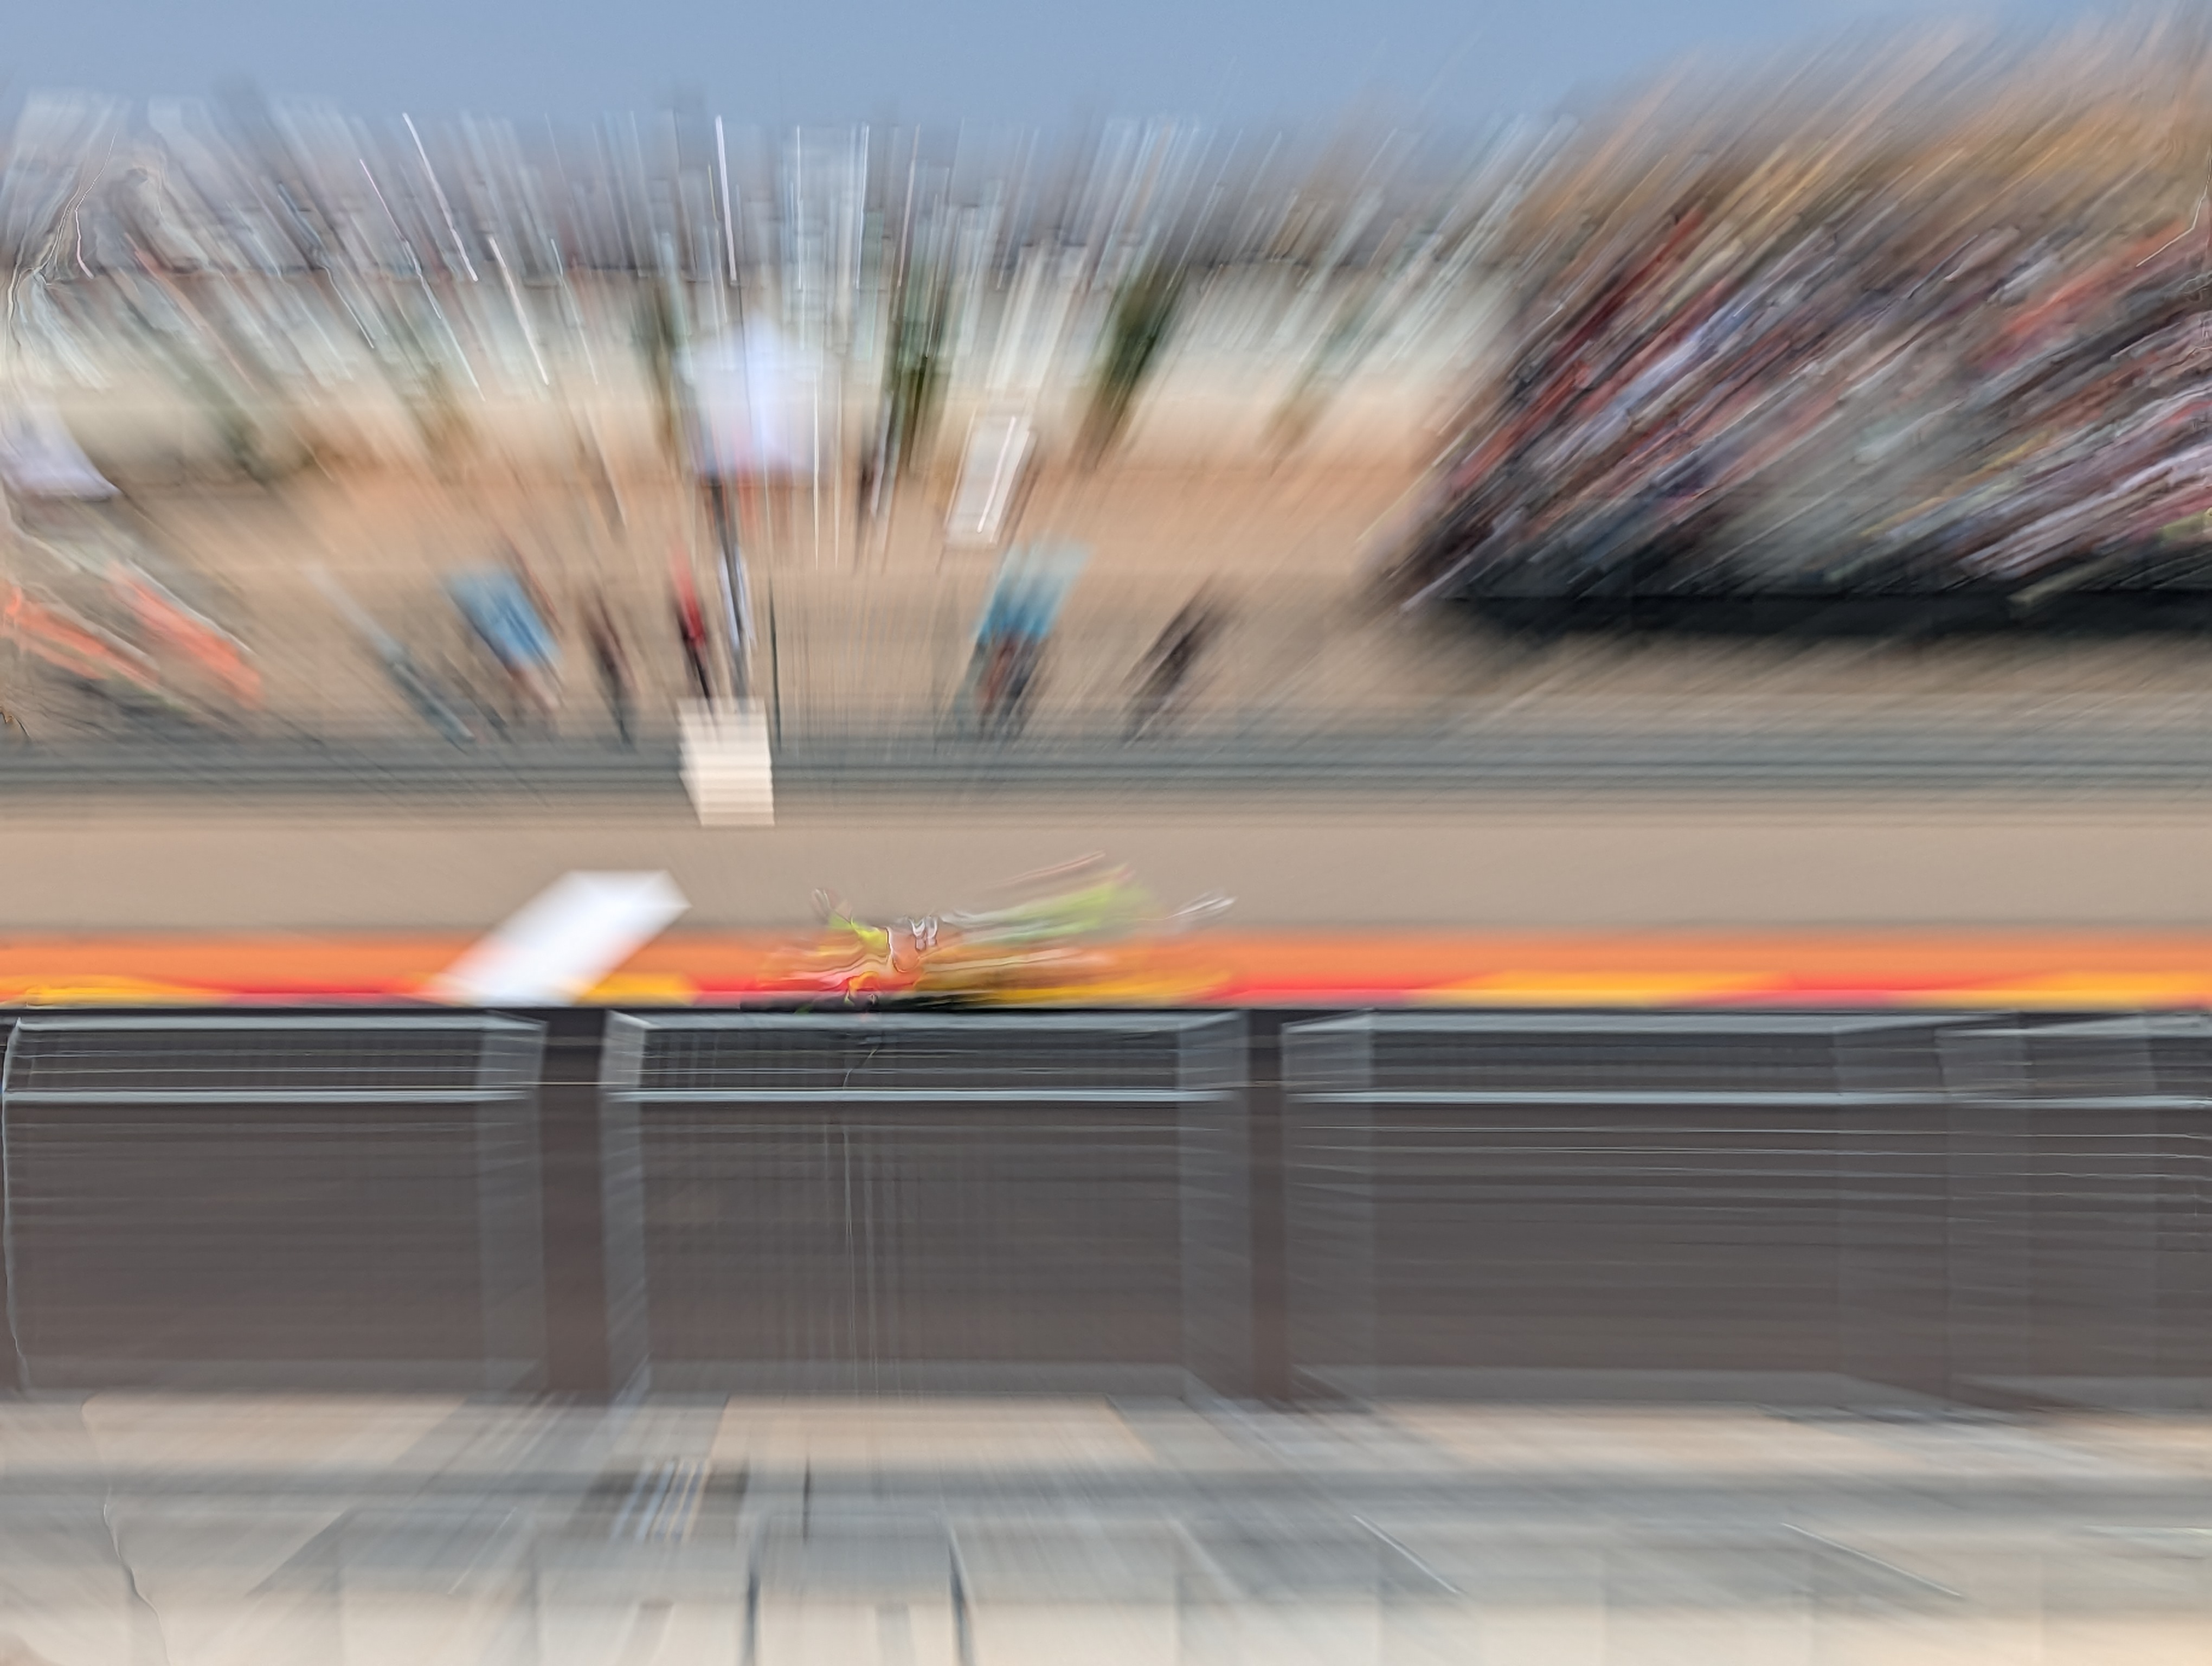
[0,0,2122,126]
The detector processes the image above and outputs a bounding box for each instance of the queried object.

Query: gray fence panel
[1282,1017,1375,1399]
[1940,1016,2212,1410]
[1282,1013,1975,1405]
[0,1003,2198,1407]
[600,1012,1248,1396]
[0,1015,547,1392]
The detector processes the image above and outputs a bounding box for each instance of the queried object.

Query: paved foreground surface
[0,1396,2208,1664]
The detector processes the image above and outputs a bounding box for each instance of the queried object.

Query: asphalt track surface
[5,789,2212,937]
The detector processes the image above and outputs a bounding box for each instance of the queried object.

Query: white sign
[679,699,775,826]
[0,406,114,499]
[430,872,689,1005]
[684,322,818,480]
[946,412,1034,547]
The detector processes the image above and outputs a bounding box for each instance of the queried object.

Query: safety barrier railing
[0,1005,2201,1408]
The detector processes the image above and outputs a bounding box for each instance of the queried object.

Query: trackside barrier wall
[1936,1015,2212,1408]
[0,1015,546,1391]
[0,1007,2203,1407]
[596,1011,1250,1396]
[1282,1011,2212,1409]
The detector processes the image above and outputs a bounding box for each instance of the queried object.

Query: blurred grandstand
[1385,14,2212,635]
[10,19,2212,771]
[0,90,1509,750]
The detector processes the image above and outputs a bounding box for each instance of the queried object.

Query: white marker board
[432,872,689,1005]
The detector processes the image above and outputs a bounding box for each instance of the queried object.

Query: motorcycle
[779,857,1232,1001]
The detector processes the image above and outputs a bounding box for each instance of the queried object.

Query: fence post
[1246,1011,1296,1404]
[537,1010,614,1396]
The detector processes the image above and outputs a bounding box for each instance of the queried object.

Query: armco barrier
[0,1007,2203,1408]
[1284,1013,1971,1404]
[0,1014,546,1392]
[1281,1011,2212,1409]
[594,1011,1249,1396]
[1935,1015,2212,1406]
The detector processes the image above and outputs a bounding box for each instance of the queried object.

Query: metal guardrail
[0,739,689,798]
[597,1011,1249,1397]
[0,1014,551,1394]
[8,723,2212,798]
[0,1007,2204,1406]
[776,726,2212,794]
[2,1013,544,1102]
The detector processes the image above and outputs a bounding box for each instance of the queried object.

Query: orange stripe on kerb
[0,931,2206,1007]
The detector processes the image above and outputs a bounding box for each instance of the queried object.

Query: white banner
[683,322,818,480]
[430,872,690,1005]
[0,405,114,499]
